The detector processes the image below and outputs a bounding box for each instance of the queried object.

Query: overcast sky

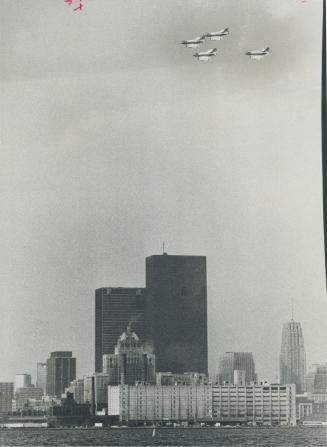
[1,0,326,383]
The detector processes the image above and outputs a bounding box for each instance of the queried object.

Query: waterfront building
[280,320,306,393]
[296,394,313,421]
[103,327,155,386]
[48,392,90,427]
[46,351,76,398]
[13,395,61,415]
[212,383,296,426]
[218,353,256,385]
[36,362,47,394]
[84,373,110,412]
[14,374,31,391]
[65,379,84,404]
[14,385,44,411]
[145,254,208,374]
[0,383,14,415]
[156,372,209,386]
[108,383,212,423]
[95,287,146,372]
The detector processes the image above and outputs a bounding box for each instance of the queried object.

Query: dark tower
[95,287,146,372]
[218,352,256,385]
[46,351,76,398]
[322,0,327,284]
[145,254,208,374]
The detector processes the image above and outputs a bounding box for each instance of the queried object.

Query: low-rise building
[14,385,44,411]
[212,384,296,426]
[108,383,212,423]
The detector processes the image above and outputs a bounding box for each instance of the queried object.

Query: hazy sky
[1,0,326,383]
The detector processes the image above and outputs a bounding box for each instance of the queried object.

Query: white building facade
[108,383,212,423]
[212,384,296,426]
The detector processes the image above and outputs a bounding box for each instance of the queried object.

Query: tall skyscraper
[46,351,76,397]
[280,320,306,393]
[95,287,146,372]
[36,362,47,394]
[145,254,208,374]
[218,352,256,385]
[103,326,156,386]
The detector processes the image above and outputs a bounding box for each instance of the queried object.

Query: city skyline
[1,0,326,383]
[0,249,326,383]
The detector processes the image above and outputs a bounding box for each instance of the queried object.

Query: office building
[312,365,327,394]
[46,351,76,398]
[0,383,14,415]
[145,254,207,374]
[218,353,256,385]
[103,327,155,386]
[212,383,296,426]
[36,363,47,394]
[65,379,84,404]
[108,383,212,423]
[14,385,44,411]
[280,320,306,393]
[84,373,110,411]
[95,287,146,372]
[14,374,31,391]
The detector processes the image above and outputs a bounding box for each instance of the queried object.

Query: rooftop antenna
[162,241,167,255]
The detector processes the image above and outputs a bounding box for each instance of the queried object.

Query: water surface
[0,426,326,446]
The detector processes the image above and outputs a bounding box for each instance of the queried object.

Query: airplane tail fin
[224,28,229,32]
[265,47,270,52]
[201,34,207,40]
[213,48,218,53]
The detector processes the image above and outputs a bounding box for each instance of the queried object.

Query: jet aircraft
[245,47,270,60]
[181,35,206,48]
[206,28,229,40]
[193,48,218,61]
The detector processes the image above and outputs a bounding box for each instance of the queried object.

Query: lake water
[0,427,326,446]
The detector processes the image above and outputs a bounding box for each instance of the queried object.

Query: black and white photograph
[1,0,327,445]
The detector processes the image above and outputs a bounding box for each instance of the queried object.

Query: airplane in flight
[193,48,218,61]
[181,35,206,48]
[206,28,229,40]
[245,47,270,60]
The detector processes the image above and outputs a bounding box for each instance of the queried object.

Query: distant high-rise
[14,374,31,391]
[95,287,146,372]
[280,320,306,393]
[218,352,256,385]
[46,351,76,398]
[103,327,156,386]
[36,363,47,394]
[0,383,14,415]
[145,254,208,374]
[305,364,327,394]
